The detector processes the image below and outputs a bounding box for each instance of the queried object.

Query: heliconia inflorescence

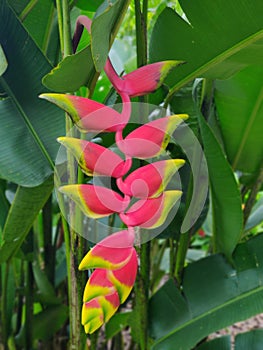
[40,15,188,334]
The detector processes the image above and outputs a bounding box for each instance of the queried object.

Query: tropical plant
[0,0,263,350]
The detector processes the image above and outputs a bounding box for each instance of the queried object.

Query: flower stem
[1,263,9,349]
[135,242,150,350]
[57,1,86,349]
[174,164,194,283]
[134,0,147,68]
[62,0,72,58]
[133,1,150,348]
[55,0,64,54]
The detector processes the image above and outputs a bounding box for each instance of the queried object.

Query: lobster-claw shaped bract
[105,59,184,97]
[120,190,182,229]
[39,94,129,133]
[117,159,185,198]
[79,230,137,334]
[59,184,130,219]
[58,137,131,178]
[116,115,188,159]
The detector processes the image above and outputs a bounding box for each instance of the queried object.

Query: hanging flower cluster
[40,16,187,334]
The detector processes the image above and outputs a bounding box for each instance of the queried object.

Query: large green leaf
[197,111,243,257]
[196,336,231,350]
[75,0,104,12]
[196,331,263,350]
[0,1,64,186]
[91,0,130,71]
[0,177,53,263]
[215,65,263,180]
[150,1,263,95]
[149,233,263,350]
[8,0,59,64]
[236,330,263,349]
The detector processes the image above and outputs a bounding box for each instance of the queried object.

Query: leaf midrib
[0,76,54,170]
[166,28,263,101]
[154,283,263,346]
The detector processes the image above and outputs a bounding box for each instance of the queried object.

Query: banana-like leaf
[0,177,53,263]
[8,0,58,61]
[150,1,263,94]
[197,336,231,350]
[0,1,64,186]
[235,330,263,349]
[197,111,243,258]
[75,0,104,12]
[215,65,263,182]
[149,233,263,350]
[197,332,263,350]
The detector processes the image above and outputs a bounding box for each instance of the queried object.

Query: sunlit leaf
[215,65,263,182]
[150,1,263,94]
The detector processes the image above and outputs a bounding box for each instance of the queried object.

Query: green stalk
[134,0,147,68]
[43,195,55,284]
[15,261,24,336]
[1,263,10,349]
[174,175,194,284]
[62,0,72,58]
[134,242,150,350]
[133,0,150,349]
[25,261,34,350]
[169,238,175,279]
[56,0,64,54]
[57,2,86,349]
[174,229,194,284]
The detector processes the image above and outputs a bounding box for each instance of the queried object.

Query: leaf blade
[150,234,263,350]
[150,2,263,94]
[0,177,53,263]
[0,1,64,186]
[197,112,243,257]
[215,65,263,179]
